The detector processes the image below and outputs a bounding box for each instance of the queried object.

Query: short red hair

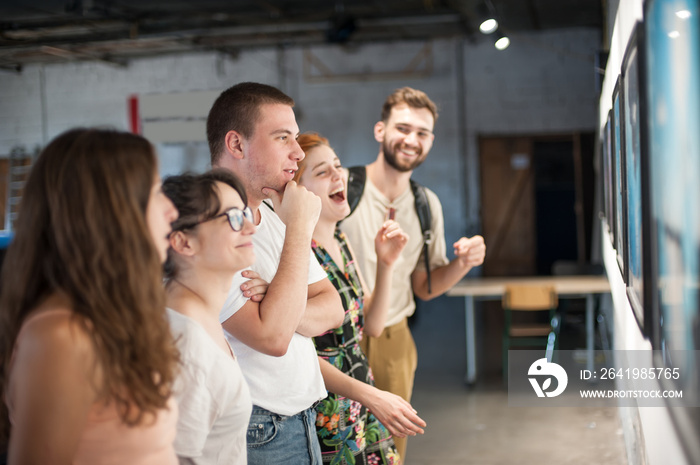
[293,132,331,182]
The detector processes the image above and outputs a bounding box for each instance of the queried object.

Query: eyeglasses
[187,206,253,232]
[212,206,254,232]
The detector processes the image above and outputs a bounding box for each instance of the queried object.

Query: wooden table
[447,275,611,384]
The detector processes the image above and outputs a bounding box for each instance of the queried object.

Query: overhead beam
[526,0,542,30]
[39,45,127,67]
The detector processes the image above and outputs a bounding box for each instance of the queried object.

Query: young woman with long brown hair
[0,128,180,464]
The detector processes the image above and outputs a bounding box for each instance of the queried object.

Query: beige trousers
[360,318,418,462]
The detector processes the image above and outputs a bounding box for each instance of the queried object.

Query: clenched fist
[453,235,486,269]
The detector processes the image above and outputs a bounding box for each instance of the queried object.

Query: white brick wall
[0,50,279,154]
[0,66,44,153]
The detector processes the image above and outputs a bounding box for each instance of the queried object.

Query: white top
[220,202,328,416]
[167,308,252,465]
[341,178,449,326]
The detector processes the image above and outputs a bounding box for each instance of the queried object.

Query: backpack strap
[346,165,433,294]
[410,180,433,295]
[346,166,366,217]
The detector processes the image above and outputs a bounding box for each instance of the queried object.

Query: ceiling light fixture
[494,32,510,50]
[477,1,498,34]
[480,18,498,34]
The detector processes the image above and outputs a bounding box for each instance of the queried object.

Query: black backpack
[345,166,434,294]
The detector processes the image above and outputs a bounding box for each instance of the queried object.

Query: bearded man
[341,87,486,461]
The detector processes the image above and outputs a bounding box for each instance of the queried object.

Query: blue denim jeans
[246,405,322,465]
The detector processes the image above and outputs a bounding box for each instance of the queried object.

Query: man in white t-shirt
[207,82,345,465]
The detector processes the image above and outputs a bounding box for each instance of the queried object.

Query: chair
[551,260,607,350]
[502,284,559,380]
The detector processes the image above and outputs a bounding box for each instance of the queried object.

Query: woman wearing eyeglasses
[162,170,264,465]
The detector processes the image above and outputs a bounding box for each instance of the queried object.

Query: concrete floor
[407,375,626,465]
[402,296,628,465]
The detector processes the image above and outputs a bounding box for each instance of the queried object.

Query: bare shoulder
[7,299,101,461]
[17,297,95,366]
[9,299,100,408]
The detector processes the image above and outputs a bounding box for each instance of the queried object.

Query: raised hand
[374,220,409,267]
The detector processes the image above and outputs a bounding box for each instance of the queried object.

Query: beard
[382,140,428,172]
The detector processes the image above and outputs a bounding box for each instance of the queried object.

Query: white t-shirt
[167,308,252,465]
[220,202,328,416]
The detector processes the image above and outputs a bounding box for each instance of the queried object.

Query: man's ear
[169,230,197,257]
[225,130,245,160]
[373,121,385,143]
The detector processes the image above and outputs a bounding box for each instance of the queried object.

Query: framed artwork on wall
[622,22,648,333]
[611,76,627,282]
[645,0,700,462]
[597,132,606,234]
[602,110,615,242]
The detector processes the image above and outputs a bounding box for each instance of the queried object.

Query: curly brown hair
[380,87,439,123]
[0,128,179,442]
